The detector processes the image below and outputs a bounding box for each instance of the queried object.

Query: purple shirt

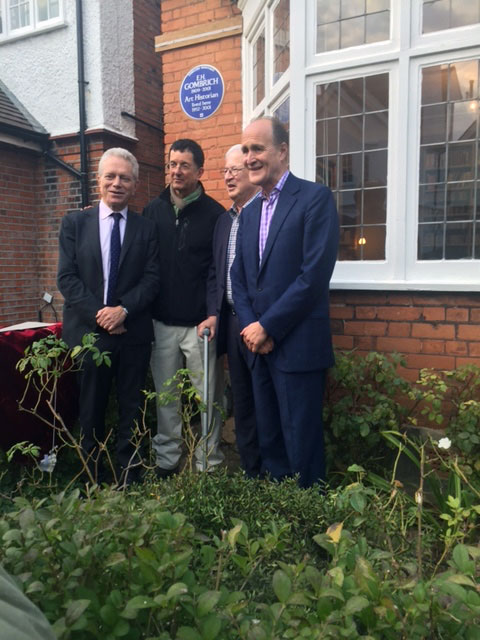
[99,200,127,304]
[258,170,289,265]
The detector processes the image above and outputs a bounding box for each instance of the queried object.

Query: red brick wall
[0,145,41,324]
[331,290,480,379]
[159,0,243,207]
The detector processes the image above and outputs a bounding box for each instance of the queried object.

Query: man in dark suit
[231,117,339,488]
[57,148,161,485]
[198,144,261,477]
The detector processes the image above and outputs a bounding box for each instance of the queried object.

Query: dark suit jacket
[206,210,233,357]
[230,172,339,373]
[57,205,161,347]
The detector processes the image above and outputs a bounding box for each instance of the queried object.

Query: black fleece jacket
[143,183,224,326]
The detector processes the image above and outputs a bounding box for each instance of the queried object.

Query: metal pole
[200,327,210,472]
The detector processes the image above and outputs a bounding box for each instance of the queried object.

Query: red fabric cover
[0,324,78,456]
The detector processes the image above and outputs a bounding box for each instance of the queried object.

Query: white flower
[438,437,452,450]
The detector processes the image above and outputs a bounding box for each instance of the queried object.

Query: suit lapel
[86,205,103,275]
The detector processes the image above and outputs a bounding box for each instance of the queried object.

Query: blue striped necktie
[106,212,122,306]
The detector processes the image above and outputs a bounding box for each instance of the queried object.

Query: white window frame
[0,0,64,43]
[241,0,480,291]
[241,0,290,121]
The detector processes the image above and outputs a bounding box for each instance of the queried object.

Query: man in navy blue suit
[198,144,261,476]
[231,117,339,488]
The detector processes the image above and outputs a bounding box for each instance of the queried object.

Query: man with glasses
[143,139,225,477]
[198,144,261,476]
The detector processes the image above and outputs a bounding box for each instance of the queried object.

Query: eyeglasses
[220,166,245,177]
[167,161,194,172]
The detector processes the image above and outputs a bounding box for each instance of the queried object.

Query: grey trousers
[150,320,225,470]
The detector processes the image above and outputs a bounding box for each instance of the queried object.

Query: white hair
[98,147,139,180]
[225,144,243,160]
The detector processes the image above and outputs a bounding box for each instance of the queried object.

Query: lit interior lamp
[469,101,478,111]
[358,237,367,245]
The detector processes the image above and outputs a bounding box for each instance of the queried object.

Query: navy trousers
[251,355,326,488]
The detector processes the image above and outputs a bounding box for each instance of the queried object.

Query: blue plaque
[179,65,224,120]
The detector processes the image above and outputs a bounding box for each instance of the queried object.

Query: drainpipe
[76,0,89,207]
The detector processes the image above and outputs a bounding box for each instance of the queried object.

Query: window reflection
[316,73,389,261]
[423,0,480,34]
[273,0,289,83]
[317,0,390,53]
[253,31,265,108]
[418,59,480,260]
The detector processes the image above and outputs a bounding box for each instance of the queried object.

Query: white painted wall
[0,0,135,139]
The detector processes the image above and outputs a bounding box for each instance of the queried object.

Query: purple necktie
[106,212,121,306]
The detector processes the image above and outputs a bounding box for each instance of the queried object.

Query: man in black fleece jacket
[143,139,225,475]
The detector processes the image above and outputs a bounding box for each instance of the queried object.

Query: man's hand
[197,315,217,341]
[108,324,127,335]
[240,321,270,353]
[96,306,127,332]
[258,336,274,354]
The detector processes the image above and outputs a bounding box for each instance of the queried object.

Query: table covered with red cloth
[0,323,78,456]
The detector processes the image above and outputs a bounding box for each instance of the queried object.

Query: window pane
[364,149,388,185]
[446,182,475,221]
[423,0,450,33]
[339,115,363,153]
[316,83,338,119]
[317,0,339,23]
[448,101,478,141]
[316,119,338,155]
[273,0,289,83]
[339,190,361,226]
[418,60,480,260]
[339,153,363,188]
[423,0,480,33]
[365,10,390,44]
[419,145,446,183]
[38,0,59,22]
[362,225,386,259]
[274,96,290,131]
[447,142,475,181]
[445,223,473,258]
[317,0,390,53]
[421,104,447,144]
[367,0,389,10]
[317,73,389,261]
[364,111,388,148]
[341,0,364,20]
[253,31,265,108]
[418,224,444,259]
[340,16,365,49]
[422,64,449,104]
[340,77,364,116]
[316,155,338,189]
[449,60,479,101]
[451,3,480,29]
[317,21,339,52]
[10,0,30,30]
[363,188,386,224]
[419,184,445,222]
[365,73,389,111]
